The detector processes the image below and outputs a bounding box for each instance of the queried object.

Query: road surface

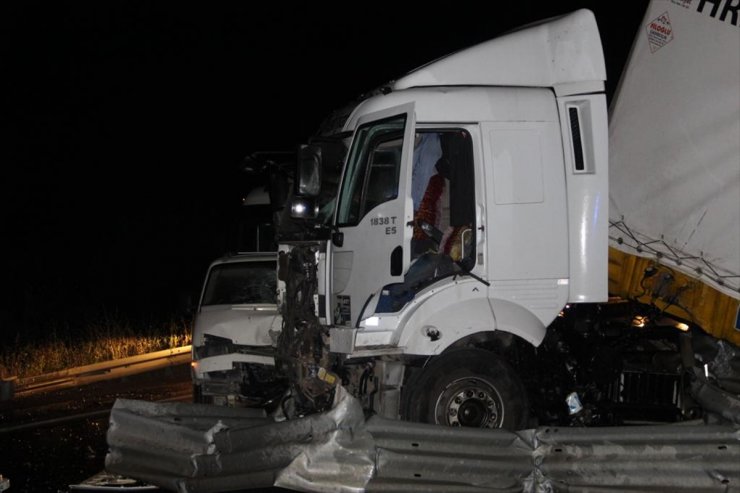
[1,363,191,492]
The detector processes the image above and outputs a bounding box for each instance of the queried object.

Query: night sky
[2,2,649,339]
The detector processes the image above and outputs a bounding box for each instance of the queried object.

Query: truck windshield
[337,115,406,226]
[201,261,276,306]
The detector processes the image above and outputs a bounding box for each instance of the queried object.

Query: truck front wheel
[402,349,529,430]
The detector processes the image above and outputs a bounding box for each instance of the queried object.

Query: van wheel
[402,349,529,430]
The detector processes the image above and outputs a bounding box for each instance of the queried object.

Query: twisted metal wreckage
[106,385,740,493]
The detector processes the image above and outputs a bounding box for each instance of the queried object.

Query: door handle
[390,246,403,276]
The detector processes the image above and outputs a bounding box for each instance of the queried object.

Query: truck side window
[411,129,476,267]
[337,115,406,226]
[376,129,478,313]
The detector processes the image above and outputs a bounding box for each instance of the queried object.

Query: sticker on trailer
[647,12,674,53]
[669,0,692,9]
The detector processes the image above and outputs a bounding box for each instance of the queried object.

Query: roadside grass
[0,317,192,379]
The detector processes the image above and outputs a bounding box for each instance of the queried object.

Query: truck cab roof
[391,9,605,97]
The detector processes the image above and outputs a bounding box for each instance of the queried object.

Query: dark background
[1,1,650,340]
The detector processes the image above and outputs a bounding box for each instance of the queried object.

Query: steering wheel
[416,219,443,244]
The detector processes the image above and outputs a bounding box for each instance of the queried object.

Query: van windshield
[201,261,276,306]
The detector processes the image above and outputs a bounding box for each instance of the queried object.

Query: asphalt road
[1,364,301,493]
[0,364,192,492]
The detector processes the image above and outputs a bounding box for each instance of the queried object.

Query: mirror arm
[454,262,490,287]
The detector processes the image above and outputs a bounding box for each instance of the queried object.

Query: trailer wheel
[403,349,528,430]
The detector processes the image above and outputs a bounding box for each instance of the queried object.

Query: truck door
[331,104,415,327]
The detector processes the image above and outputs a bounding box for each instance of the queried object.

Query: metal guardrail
[1,345,191,400]
[105,389,740,493]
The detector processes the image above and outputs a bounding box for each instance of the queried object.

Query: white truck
[103,4,740,491]
[276,2,740,429]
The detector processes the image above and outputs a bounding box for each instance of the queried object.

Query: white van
[191,253,284,407]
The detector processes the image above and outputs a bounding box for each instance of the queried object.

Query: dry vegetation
[0,317,192,379]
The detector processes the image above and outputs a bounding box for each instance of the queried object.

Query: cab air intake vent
[569,107,585,172]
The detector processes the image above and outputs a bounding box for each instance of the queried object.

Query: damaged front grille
[608,370,683,422]
[276,245,339,416]
[194,334,286,407]
[194,334,275,360]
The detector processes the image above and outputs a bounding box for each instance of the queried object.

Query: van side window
[411,129,476,268]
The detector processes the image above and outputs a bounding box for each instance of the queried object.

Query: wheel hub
[435,377,503,428]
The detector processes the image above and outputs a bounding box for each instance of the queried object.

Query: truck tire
[402,348,529,430]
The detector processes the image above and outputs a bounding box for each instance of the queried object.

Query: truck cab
[278,9,609,428]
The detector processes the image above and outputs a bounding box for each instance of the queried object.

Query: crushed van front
[191,253,285,407]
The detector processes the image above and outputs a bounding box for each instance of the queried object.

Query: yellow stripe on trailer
[608,248,740,346]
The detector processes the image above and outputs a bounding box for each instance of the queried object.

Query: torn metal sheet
[106,387,374,493]
[69,470,159,491]
[367,418,532,493]
[691,371,740,426]
[107,387,740,493]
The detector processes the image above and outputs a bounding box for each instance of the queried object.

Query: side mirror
[332,230,344,247]
[296,145,322,197]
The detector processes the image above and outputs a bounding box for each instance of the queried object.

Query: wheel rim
[433,377,504,428]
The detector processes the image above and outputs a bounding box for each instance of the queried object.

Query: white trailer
[608,0,740,345]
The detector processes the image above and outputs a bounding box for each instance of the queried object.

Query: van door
[331,104,415,327]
